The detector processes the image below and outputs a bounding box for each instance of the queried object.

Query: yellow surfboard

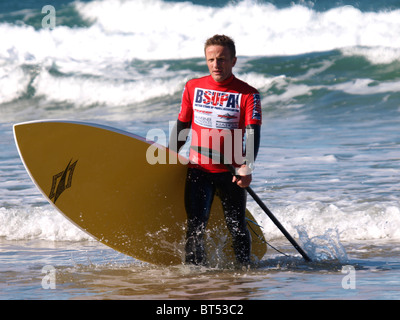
[14,121,266,266]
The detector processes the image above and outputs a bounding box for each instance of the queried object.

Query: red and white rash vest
[178,74,262,173]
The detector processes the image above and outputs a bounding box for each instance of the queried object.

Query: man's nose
[214,59,222,68]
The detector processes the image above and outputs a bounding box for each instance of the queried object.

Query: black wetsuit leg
[215,173,251,265]
[184,168,215,265]
[184,168,251,265]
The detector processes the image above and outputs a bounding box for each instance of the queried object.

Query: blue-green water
[1,0,400,300]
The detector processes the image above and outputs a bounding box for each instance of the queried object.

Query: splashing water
[298,227,348,262]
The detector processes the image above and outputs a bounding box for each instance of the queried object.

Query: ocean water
[1,0,400,301]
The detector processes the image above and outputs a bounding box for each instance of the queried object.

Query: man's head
[204,34,237,82]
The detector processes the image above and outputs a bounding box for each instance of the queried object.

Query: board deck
[14,121,267,266]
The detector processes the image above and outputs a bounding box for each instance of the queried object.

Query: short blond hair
[204,34,236,59]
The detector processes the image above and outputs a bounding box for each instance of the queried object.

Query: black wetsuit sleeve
[244,124,261,170]
[168,120,191,153]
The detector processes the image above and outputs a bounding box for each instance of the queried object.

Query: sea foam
[0,207,91,241]
[2,0,400,107]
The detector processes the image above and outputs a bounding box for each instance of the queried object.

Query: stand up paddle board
[14,121,267,266]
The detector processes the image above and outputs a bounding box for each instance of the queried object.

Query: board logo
[49,159,78,204]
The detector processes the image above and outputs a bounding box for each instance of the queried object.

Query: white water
[2,0,400,108]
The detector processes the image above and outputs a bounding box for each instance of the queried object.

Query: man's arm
[168,119,191,153]
[233,124,261,188]
[244,123,261,169]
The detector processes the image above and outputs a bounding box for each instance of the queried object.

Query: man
[169,35,262,266]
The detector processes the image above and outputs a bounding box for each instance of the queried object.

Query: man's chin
[212,74,226,82]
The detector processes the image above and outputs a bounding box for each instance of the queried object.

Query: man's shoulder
[232,76,259,95]
[186,75,210,87]
[185,75,259,95]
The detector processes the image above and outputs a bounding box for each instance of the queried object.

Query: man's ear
[232,57,237,67]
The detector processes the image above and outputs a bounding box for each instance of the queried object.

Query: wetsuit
[170,74,262,265]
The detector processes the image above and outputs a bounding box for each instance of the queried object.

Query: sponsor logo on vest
[195,88,240,109]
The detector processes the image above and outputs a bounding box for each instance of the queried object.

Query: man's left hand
[232,164,252,188]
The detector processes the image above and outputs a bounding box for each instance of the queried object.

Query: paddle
[192,146,312,262]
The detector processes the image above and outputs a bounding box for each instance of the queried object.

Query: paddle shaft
[244,185,311,262]
[190,147,311,262]
[224,162,311,262]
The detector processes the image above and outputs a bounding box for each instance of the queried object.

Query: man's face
[205,45,237,82]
